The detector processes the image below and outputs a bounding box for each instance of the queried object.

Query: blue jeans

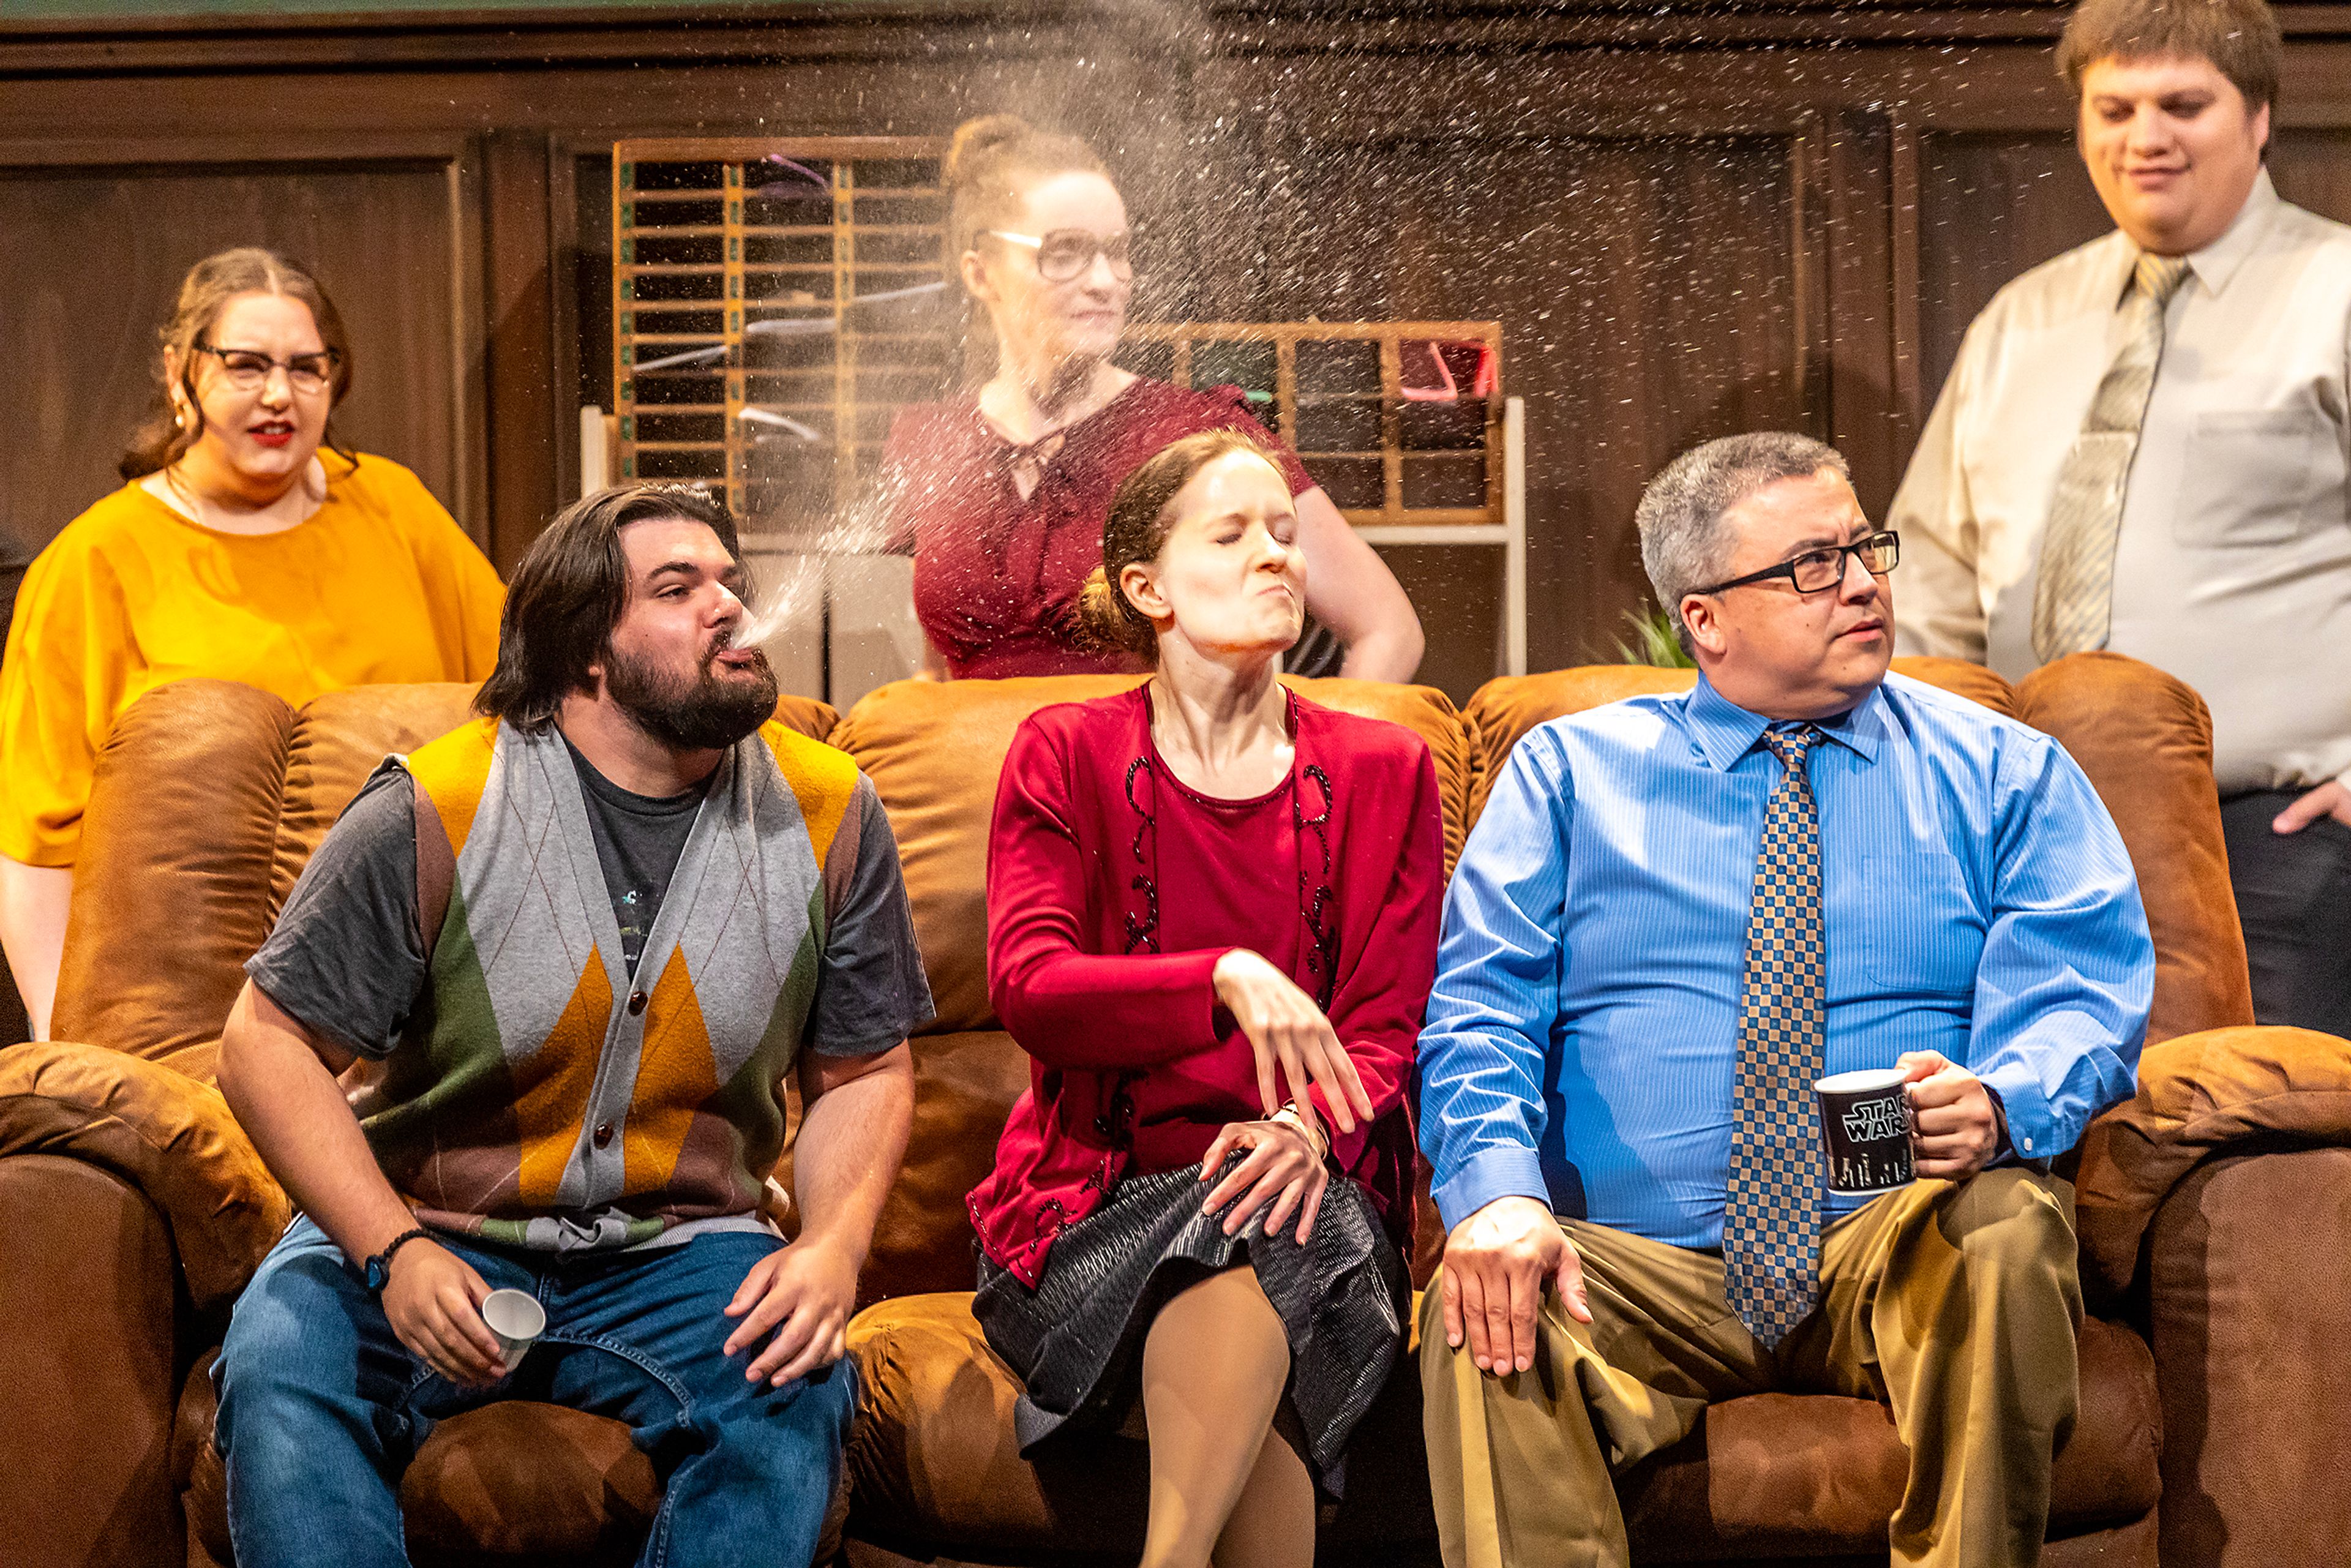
[214,1217,856,1568]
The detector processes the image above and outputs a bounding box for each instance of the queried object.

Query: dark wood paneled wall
[4,1,2350,699]
[0,151,479,610]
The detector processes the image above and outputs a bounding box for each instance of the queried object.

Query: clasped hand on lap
[1199,1116,1329,1243]
[381,1231,858,1391]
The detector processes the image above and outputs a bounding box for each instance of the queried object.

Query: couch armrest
[2074,1024,2351,1299]
[0,1040,289,1312]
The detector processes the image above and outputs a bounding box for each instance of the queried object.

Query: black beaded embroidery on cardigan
[1122,756,1160,955]
[1119,745,1339,1013]
[1294,763,1338,1011]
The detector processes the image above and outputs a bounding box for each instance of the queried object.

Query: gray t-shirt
[561,733,706,977]
[248,737,931,1062]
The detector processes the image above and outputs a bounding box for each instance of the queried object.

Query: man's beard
[602,638,779,753]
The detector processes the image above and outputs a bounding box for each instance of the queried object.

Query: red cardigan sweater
[968,686,1444,1285]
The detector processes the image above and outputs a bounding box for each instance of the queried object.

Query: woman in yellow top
[0,247,503,1038]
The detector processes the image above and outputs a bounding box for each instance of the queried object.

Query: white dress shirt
[1891,170,2351,794]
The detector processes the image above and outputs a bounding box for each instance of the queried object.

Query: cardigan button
[593,1122,614,1149]
[627,990,648,1016]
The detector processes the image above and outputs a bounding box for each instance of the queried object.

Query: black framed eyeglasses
[986,228,1133,282]
[1692,530,1900,598]
[193,341,340,394]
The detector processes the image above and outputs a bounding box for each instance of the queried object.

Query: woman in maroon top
[880,114,1422,683]
[967,429,1444,1568]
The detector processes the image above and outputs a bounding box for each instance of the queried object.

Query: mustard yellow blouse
[0,452,504,866]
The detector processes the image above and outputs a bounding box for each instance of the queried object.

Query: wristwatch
[362,1228,432,1293]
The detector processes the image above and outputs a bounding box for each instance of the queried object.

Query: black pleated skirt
[973,1159,1409,1495]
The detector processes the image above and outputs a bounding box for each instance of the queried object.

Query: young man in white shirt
[1891,0,2351,1034]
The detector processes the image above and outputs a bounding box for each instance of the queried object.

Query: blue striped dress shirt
[1419,671,2154,1248]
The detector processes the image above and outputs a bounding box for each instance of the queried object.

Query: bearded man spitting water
[211,482,931,1568]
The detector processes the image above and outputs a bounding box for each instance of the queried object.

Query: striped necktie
[2031,251,2194,664]
[1723,722,1827,1351]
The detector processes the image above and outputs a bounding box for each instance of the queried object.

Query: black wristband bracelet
[362,1227,432,1294]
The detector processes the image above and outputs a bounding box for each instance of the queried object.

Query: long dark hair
[474,483,741,732]
[119,247,358,481]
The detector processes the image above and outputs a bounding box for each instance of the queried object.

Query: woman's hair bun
[944,114,1034,189]
[1074,565,1149,656]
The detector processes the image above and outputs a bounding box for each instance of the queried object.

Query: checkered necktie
[2031,252,2193,664]
[1723,722,1827,1350]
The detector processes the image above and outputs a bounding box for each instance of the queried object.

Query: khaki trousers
[1419,1170,2082,1568]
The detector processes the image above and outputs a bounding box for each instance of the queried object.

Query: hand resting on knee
[1441,1196,1589,1376]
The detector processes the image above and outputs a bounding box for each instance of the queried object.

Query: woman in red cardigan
[966,428,1444,1568]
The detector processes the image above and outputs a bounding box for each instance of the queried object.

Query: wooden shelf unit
[1120,319,1505,531]
[612,135,951,527]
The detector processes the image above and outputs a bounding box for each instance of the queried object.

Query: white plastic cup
[480,1288,547,1371]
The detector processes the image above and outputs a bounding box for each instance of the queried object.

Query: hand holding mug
[1897,1050,2000,1180]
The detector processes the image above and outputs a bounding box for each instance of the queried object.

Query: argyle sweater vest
[354,716,863,1251]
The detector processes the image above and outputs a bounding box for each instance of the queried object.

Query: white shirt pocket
[2174,408,2338,547]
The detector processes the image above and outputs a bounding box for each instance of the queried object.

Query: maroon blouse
[967,685,1444,1285]
[880,378,1316,680]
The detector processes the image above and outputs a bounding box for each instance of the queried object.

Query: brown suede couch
[1,655,2345,1568]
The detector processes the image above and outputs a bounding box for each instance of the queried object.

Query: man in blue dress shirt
[1415,432,2154,1568]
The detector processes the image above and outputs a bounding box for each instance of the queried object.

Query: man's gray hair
[1636,432,1852,645]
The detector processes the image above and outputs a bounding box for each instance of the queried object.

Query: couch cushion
[831,677,1147,1035]
[268,683,482,917]
[56,680,295,1062]
[2075,1022,2351,1300]
[0,1153,182,1568]
[846,1294,2158,1562]
[0,1041,288,1313]
[179,1347,664,1567]
[2015,652,2252,1043]
[775,1029,1032,1303]
[1625,1315,2158,1557]
[2143,1146,2351,1568]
